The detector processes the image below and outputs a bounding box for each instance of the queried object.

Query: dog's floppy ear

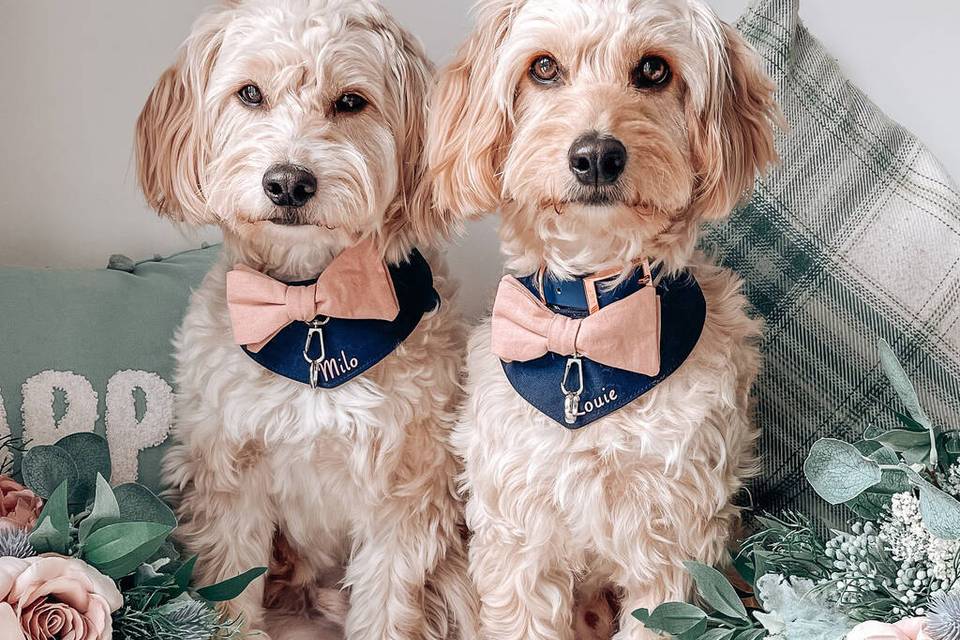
[687,21,780,220]
[426,0,522,220]
[135,8,230,224]
[375,18,445,248]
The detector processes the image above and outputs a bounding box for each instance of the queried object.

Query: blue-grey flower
[928,594,960,640]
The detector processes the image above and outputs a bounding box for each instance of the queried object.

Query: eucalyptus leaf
[114,483,177,529]
[894,411,927,433]
[29,481,70,554]
[846,491,892,520]
[683,561,748,620]
[196,567,268,602]
[56,433,112,505]
[29,517,69,556]
[854,440,899,465]
[83,522,173,579]
[879,340,932,427]
[869,429,930,452]
[863,424,883,440]
[734,629,766,640]
[902,444,933,465]
[78,474,120,542]
[804,439,882,505]
[878,340,937,467]
[21,445,79,499]
[633,608,652,624]
[677,618,710,640]
[918,483,960,540]
[173,555,199,592]
[631,602,708,636]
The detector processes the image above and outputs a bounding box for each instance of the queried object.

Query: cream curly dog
[136,1,478,638]
[428,0,779,638]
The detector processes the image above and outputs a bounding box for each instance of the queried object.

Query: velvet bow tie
[226,239,400,353]
[491,272,661,376]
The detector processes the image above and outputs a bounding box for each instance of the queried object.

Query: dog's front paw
[573,588,616,640]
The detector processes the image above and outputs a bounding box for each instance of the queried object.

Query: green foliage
[633,563,764,640]
[4,432,266,640]
[83,522,174,579]
[113,596,244,640]
[683,561,748,620]
[56,432,112,504]
[29,480,71,554]
[802,340,960,539]
[78,473,120,541]
[741,513,833,585]
[113,482,178,528]
[633,602,708,640]
[21,445,78,499]
[196,567,268,602]
[804,439,882,505]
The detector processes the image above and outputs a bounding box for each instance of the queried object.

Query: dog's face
[137,0,435,264]
[428,0,779,274]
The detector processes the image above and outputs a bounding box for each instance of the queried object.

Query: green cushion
[0,246,219,493]
[705,0,960,526]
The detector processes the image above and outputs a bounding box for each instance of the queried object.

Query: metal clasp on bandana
[561,355,585,425]
[303,317,330,389]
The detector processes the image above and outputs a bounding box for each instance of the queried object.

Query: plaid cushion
[703,0,960,527]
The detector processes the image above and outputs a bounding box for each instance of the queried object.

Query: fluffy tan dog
[135,1,478,638]
[428,0,779,638]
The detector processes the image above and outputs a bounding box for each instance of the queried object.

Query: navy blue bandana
[243,249,439,388]
[501,267,706,429]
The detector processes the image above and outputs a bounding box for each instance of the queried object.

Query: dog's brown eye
[238,84,264,107]
[530,55,561,84]
[632,56,671,89]
[334,92,368,114]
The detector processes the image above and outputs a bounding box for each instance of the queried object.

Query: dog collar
[242,249,440,388]
[500,265,706,429]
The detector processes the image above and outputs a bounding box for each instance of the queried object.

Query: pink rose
[847,618,932,640]
[0,477,43,531]
[0,555,123,640]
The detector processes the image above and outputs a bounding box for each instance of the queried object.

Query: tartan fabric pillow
[704,0,960,527]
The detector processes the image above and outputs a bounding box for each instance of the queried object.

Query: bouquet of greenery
[633,341,960,640]
[0,432,264,640]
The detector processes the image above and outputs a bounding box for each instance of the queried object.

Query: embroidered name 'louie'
[581,387,618,415]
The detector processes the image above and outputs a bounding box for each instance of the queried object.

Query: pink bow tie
[226,239,399,353]
[491,274,661,376]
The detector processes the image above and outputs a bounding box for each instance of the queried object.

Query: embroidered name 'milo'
[583,387,619,415]
[318,350,360,383]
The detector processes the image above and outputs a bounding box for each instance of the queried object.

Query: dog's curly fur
[135,1,478,638]
[427,0,779,638]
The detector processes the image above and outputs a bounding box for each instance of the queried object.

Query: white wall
[1,1,958,318]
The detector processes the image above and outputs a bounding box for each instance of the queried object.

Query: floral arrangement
[634,341,960,640]
[0,432,264,639]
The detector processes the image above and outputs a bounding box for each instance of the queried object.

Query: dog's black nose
[568,134,627,186]
[262,164,317,207]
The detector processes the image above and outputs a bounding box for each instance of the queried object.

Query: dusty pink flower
[847,618,932,640]
[0,477,43,531]
[0,555,122,640]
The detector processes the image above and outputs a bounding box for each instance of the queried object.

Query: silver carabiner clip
[561,355,585,425]
[303,317,330,389]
